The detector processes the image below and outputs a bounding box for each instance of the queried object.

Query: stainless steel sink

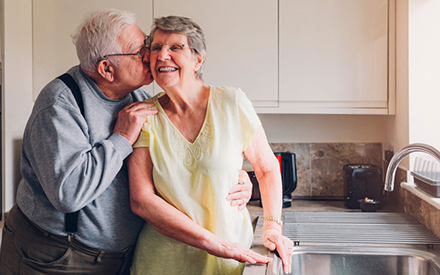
[267,246,440,275]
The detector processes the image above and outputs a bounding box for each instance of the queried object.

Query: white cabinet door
[153,0,278,107]
[277,0,390,114]
[32,1,153,99]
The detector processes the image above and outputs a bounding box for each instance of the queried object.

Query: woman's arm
[127,147,270,264]
[244,125,293,274]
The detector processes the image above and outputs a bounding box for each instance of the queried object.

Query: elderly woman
[127,16,292,274]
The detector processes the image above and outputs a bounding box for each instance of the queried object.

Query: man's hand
[113,101,158,145]
[226,170,253,211]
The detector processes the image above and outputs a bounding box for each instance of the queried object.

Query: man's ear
[96,60,115,82]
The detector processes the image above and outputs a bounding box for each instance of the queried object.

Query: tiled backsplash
[269,143,383,197]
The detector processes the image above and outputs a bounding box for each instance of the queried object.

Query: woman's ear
[97,59,115,82]
[194,53,205,72]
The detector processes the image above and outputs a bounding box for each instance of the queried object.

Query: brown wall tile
[310,143,382,197]
[247,142,383,198]
[268,142,383,198]
[403,189,440,238]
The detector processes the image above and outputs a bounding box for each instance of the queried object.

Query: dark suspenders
[57,73,83,236]
[58,73,84,116]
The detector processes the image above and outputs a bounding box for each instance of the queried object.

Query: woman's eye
[151,46,162,52]
[170,45,183,51]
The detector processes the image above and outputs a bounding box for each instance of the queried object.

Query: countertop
[247,198,401,219]
[243,198,402,274]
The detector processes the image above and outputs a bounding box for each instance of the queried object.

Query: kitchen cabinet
[260,0,395,115]
[31,0,395,114]
[32,0,154,99]
[152,0,278,107]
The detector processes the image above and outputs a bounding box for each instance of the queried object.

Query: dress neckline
[155,88,212,145]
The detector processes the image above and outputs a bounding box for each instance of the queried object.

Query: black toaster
[343,164,382,209]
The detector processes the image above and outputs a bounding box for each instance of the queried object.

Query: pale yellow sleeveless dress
[130,87,261,275]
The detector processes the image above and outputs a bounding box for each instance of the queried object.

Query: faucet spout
[385,143,440,192]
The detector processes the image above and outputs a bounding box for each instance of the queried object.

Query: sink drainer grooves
[284,212,440,247]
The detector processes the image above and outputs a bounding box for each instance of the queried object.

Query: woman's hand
[205,237,271,265]
[262,228,293,274]
[226,170,253,211]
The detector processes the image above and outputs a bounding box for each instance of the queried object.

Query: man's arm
[226,170,253,211]
[24,99,155,213]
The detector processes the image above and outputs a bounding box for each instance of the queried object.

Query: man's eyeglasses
[97,36,150,63]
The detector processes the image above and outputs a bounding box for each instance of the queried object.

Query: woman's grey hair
[149,16,207,80]
[71,9,137,73]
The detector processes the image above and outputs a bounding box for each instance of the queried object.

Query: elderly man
[0,9,252,275]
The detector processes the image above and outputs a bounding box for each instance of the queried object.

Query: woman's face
[149,29,203,89]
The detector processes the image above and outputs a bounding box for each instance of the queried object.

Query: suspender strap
[57,73,83,235]
[58,73,85,116]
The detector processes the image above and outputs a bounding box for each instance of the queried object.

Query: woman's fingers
[280,236,293,274]
[210,240,271,265]
[262,237,277,251]
[262,230,293,273]
[240,250,272,264]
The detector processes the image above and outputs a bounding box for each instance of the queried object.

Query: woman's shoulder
[143,92,164,103]
[211,86,241,94]
[142,93,164,122]
[210,86,245,103]
[211,86,253,108]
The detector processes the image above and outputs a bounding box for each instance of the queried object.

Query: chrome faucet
[385,143,440,192]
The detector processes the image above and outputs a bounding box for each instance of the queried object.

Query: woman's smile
[158,66,178,72]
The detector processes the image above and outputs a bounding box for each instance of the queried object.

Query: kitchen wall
[407,0,440,160]
[1,0,34,218]
[385,0,440,167]
[0,0,3,219]
[270,142,382,198]
[261,114,387,143]
[384,0,440,236]
[1,0,389,214]
[0,1,3,63]
[385,0,409,167]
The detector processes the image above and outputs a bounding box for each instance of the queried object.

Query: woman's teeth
[158,67,178,72]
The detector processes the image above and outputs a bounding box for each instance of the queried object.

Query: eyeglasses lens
[150,43,187,53]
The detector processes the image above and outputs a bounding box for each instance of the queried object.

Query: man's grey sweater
[16,66,150,252]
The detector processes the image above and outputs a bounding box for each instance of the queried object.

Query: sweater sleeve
[22,93,133,213]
